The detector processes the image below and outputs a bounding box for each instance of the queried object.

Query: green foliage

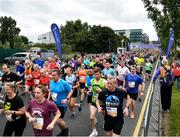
[61,20,126,53]
[141,0,180,56]
[0,16,21,48]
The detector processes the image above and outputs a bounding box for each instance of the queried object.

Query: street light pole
[108,37,111,52]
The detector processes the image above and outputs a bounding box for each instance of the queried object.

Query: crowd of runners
[0,49,160,136]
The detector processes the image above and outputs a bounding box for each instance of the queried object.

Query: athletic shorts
[91,102,97,108]
[57,106,67,118]
[127,92,138,101]
[79,83,86,89]
[87,93,92,103]
[71,88,78,98]
[145,70,151,74]
[117,79,124,86]
[104,118,123,135]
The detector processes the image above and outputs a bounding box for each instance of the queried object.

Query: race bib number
[92,93,99,103]
[5,114,13,121]
[79,76,86,83]
[51,93,57,101]
[128,81,135,88]
[34,79,40,85]
[33,117,44,130]
[106,107,117,117]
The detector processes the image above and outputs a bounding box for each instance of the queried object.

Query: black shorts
[87,93,92,103]
[127,92,138,101]
[145,70,151,74]
[57,106,67,118]
[91,102,97,108]
[79,83,86,89]
[71,88,78,98]
[104,118,123,135]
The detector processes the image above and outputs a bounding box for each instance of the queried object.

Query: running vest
[25,66,32,75]
[91,78,106,103]
[78,69,87,83]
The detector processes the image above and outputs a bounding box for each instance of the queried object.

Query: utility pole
[108,37,111,52]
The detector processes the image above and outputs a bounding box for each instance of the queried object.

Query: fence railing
[142,60,161,136]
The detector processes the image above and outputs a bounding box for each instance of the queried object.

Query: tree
[141,0,180,57]
[19,35,29,45]
[61,19,122,53]
[61,19,90,52]
[0,16,21,48]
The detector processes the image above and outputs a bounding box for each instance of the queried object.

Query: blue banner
[166,30,174,58]
[51,23,62,59]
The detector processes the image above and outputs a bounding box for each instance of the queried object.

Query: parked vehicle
[29,47,55,60]
[3,52,33,65]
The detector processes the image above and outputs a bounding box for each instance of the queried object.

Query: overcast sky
[0,0,158,42]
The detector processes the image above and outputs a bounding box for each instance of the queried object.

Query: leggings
[3,120,26,136]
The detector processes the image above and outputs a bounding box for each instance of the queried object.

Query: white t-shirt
[116,65,130,81]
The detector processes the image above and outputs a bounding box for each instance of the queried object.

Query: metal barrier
[142,80,161,136]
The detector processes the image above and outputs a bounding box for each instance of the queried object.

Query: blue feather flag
[51,23,63,59]
[166,30,174,58]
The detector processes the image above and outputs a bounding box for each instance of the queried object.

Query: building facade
[114,29,149,44]
[37,32,55,44]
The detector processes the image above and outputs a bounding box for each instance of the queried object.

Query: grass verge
[168,81,180,136]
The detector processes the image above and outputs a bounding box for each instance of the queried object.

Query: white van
[117,47,127,54]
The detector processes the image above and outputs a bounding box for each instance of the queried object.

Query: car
[3,52,33,65]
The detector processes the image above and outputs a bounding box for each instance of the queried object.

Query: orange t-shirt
[78,69,87,83]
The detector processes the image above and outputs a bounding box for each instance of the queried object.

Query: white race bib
[51,93,57,101]
[79,76,86,82]
[106,107,117,117]
[128,81,135,88]
[34,79,40,85]
[5,114,13,121]
[33,117,44,130]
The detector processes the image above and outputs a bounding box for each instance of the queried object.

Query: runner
[89,68,107,137]
[15,61,25,94]
[116,60,130,88]
[123,65,143,119]
[86,67,95,106]
[50,70,73,136]
[78,64,87,104]
[26,85,60,136]
[96,77,130,136]
[65,67,81,118]
[144,59,153,81]
[32,64,41,87]
[23,60,34,95]
[0,82,26,136]
[2,63,22,85]
[136,65,145,102]
[102,60,116,79]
